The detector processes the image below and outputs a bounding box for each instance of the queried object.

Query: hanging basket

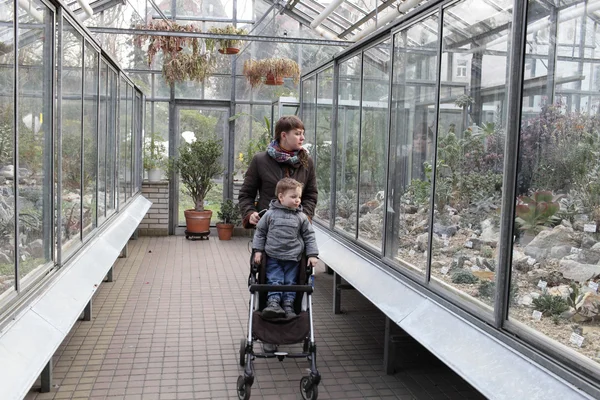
[265,72,284,86]
[218,47,240,55]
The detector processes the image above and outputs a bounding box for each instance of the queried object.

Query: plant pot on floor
[216,223,234,240]
[147,168,162,182]
[184,209,212,234]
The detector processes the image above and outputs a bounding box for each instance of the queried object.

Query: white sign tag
[584,223,597,233]
[465,241,473,249]
[569,332,585,348]
[571,247,582,254]
[588,281,599,293]
[537,280,548,290]
[527,257,536,266]
[532,310,542,321]
[441,234,448,240]
[441,266,450,275]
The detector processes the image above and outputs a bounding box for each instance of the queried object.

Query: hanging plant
[205,25,248,55]
[162,52,215,85]
[242,58,300,88]
[134,21,202,66]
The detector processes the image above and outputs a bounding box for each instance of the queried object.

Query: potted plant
[205,25,248,55]
[243,58,300,88]
[134,21,202,66]
[143,132,167,182]
[216,199,241,240]
[171,133,224,235]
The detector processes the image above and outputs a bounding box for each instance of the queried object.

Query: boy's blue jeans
[266,256,299,303]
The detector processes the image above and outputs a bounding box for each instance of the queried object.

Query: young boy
[253,178,319,319]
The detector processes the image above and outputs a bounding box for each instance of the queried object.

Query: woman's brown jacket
[238,151,318,228]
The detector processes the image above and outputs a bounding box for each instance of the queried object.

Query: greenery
[515,191,562,234]
[229,113,271,176]
[171,135,224,212]
[451,270,479,284]
[143,132,167,171]
[532,294,569,317]
[205,25,247,53]
[243,58,300,88]
[217,199,241,225]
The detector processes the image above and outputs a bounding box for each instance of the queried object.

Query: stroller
[236,250,321,400]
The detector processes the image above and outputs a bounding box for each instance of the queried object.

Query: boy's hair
[274,116,305,141]
[276,178,304,197]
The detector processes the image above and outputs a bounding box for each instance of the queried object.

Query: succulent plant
[515,190,563,234]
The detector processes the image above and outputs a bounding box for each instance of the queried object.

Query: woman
[239,115,318,228]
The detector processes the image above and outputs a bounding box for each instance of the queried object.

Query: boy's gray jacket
[253,200,319,261]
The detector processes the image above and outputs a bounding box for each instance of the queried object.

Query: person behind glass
[238,115,318,228]
[252,178,319,319]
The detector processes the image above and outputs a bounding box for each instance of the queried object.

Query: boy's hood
[269,199,303,213]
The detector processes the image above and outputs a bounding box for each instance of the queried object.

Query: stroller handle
[249,284,314,294]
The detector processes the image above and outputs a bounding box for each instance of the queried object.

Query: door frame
[169,100,232,235]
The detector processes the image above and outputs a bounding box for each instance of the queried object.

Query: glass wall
[510,0,600,370]
[359,40,390,251]
[0,3,15,298]
[315,66,333,224]
[386,13,439,276]
[302,0,600,390]
[335,55,361,238]
[83,44,99,239]
[61,21,83,257]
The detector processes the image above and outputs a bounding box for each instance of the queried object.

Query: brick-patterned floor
[25,236,484,400]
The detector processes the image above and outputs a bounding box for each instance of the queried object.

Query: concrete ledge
[0,195,151,400]
[315,226,594,400]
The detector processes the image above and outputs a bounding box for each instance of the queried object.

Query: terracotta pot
[218,47,240,54]
[184,209,212,234]
[216,223,234,240]
[265,72,284,86]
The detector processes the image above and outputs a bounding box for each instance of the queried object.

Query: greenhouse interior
[2,0,600,399]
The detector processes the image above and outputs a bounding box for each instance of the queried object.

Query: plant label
[569,332,584,348]
[570,247,582,254]
[532,310,542,321]
[537,280,547,290]
[465,241,473,249]
[588,281,599,293]
[441,266,450,275]
[527,257,536,266]
[584,223,597,233]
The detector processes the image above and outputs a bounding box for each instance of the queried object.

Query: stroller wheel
[300,376,318,400]
[237,375,251,400]
[239,339,247,367]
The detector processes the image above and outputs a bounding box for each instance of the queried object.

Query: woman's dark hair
[274,116,305,141]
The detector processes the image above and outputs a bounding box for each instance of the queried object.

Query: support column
[384,317,395,374]
[105,266,114,282]
[119,243,128,258]
[40,360,52,393]
[83,301,92,321]
[333,271,341,314]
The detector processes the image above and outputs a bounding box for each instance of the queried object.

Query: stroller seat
[251,254,310,345]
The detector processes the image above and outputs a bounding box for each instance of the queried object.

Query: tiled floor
[25,236,485,400]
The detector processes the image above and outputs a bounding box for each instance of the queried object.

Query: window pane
[0,5,15,298]
[98,61,107,225]
[106,69,117,217]
[315,67,333,223]
[302,76,316,157]
[335,55,361,238]
[386,15,439,274]
[430,0,512,311]
[83,43,98,238]
[61,21,83,257]
[127,84,133,199]
[510,0,600,369]
[17,0,54,285]
[118,78,127,208]
[359,40,390,251]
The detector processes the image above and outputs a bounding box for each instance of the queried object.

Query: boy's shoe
[262,343,278,353]
[283,300,296,318]
[263,298,285,319]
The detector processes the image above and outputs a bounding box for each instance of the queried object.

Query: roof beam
[87,26,352,46]
[339,0,399,38]
[310,0,346,29]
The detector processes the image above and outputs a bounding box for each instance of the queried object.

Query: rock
[518,294,533,306]
[450,215,461,225]
[0,251,11,263]
[431,261,444,269]
[561,219,573,229]
[416,233,441,252]
[524,225,578,259]
[433,223,458,237]
[27,239,43,258]
[530,292,541,300]
[575,292,600,320]
[0,165,14,178]
[581,235,597,249]
[547,284,571,299]
[550,245,573,260]
[465,237,497,250]
[591,242,600,252]
[473,270,494,280]
[559,260,600,282]
[480,218,500,242]
[527,269,549,283]
[512,250,530,272]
